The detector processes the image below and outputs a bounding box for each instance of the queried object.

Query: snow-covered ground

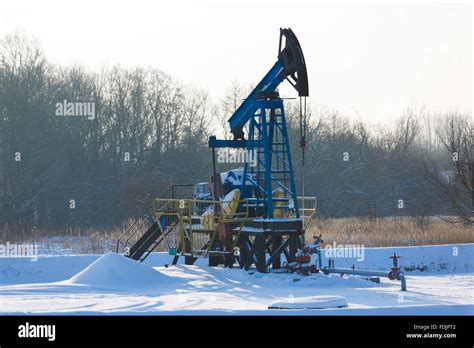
[0,244,473,315]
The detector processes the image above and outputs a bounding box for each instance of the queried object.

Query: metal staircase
[115,187,186,262]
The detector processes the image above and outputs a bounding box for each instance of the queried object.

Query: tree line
[0,33,472,236]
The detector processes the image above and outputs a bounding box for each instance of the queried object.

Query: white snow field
[0,244,473,315]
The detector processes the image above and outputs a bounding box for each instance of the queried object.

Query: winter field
[0,243,473,315]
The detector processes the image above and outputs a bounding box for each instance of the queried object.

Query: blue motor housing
[221,168,254,199]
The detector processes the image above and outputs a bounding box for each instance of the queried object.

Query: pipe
[315,248,322,269]
[322,267,389,278]
[322,267,407,291]
[399,272,407,291]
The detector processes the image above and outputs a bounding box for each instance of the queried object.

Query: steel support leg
[255,235,266,273]
[272,235,282,269]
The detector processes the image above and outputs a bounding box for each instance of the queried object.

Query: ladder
[116,201,179,262]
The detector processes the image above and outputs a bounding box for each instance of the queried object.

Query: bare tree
[424,113,473,225]
[213,80,248,139]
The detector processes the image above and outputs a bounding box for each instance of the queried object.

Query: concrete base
[268,295,348,309]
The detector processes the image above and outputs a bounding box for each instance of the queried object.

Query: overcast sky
[0,0,472,124]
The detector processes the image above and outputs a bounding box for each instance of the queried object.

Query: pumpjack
[117,28,316,273]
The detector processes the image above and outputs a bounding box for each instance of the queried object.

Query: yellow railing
[149,196,316,258]
[297,196,317,230]
[151,198,252,258]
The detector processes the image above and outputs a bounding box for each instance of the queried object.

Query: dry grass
[305,216,474,247]
[0,224,124,254]
[3,216,473,254]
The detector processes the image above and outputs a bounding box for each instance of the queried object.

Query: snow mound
[65,252,177,290]
[268,295,348,309]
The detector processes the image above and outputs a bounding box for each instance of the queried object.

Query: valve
[388,253,404,285]
[390,253,401,271]
[313,234,324,245]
